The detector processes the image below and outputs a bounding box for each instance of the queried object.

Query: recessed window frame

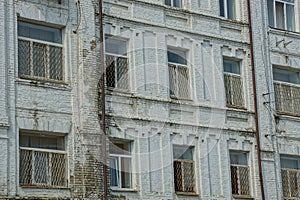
[105,36,129,91]
[19,131,68,188]
[173,145,196,194]
[223,58,245,108]
[280,156,300,199]
[267,0,295,31]
[273,66,300,116]
[109,140,133,190]
[229,151,251,197]
[219,0,236,20]
[168,48,191,100]
[17,21,64,82]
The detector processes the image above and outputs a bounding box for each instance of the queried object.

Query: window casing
[109,141,132,189]
[19,133,67,188]
[273,68,300,115]
[105,38,128,90]
[230,152,250,196]
[173,146,195,193]
[267,0,295,31]
[219,0,236,19]
[168,49,190,99]
[281,157,300,198]
[165,0,181,7]
[223,59,244,108]
[18,22,63,81]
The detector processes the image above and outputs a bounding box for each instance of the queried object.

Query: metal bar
[247,0,266,199]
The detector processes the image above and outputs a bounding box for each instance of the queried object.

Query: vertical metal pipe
[98,0,108,199]
[247,0,266,199]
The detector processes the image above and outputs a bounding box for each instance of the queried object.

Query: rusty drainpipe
[247,0,265,199]
[98,0,108,199]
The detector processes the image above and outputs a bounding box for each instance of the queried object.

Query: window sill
[16,77,70,91]
[170,95,193,102]
[175,191,198,196]
[20,185,69,190]
[232,195,253,199]
[111,188,137,192]
[268,27,300,38]
[275,112,300,121]
[226,104,247,110]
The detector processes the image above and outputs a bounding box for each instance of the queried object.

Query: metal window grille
[169,64,190,99]
[231,165,250,196]
[19,148,67,188]
[173,160,195,193]
[224,74,244,108]
[274,82,300,115]
[105,54,128,90]
[282,169,300,199]
[18,37,63,81]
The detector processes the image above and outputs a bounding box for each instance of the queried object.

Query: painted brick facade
[1,0,300,200]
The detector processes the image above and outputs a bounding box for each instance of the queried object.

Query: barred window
[105,38,128,90]
[173,146,195,193]
[18,22,63,81]
[273,68,300,116]
[267,0,295,31]
[19,133,67,188]
[281,156,300,199]
[109,140,132,189]
[223,59,244,108]
[219,0,236,19]
[230,152,250,196]
[168,49,190,99]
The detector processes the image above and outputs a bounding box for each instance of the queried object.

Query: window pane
[109,142,131,155]
[121,158,132,188]
[173,0,181,7]
[165,0,171,6]
[49,46,63,80]
[230,152,247,165]
[286,4,295,31]
[18,22,62,43]
[173,146,193,160]
[281,158,299,169]
[267,0,275,27]
[20,135,65,150]
[227,0,236,19]
[33,42,47,78]
[219,0,225,17]
[105,38,127,55]
[223,59,240,74]
[275,2,285,29]
[168,49,187,65]
[110,157,119,187]
[273,68,299,84]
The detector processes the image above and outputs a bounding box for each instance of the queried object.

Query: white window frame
[18,22,63,81]
[268,0,295,31]
[109,142,132,190]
